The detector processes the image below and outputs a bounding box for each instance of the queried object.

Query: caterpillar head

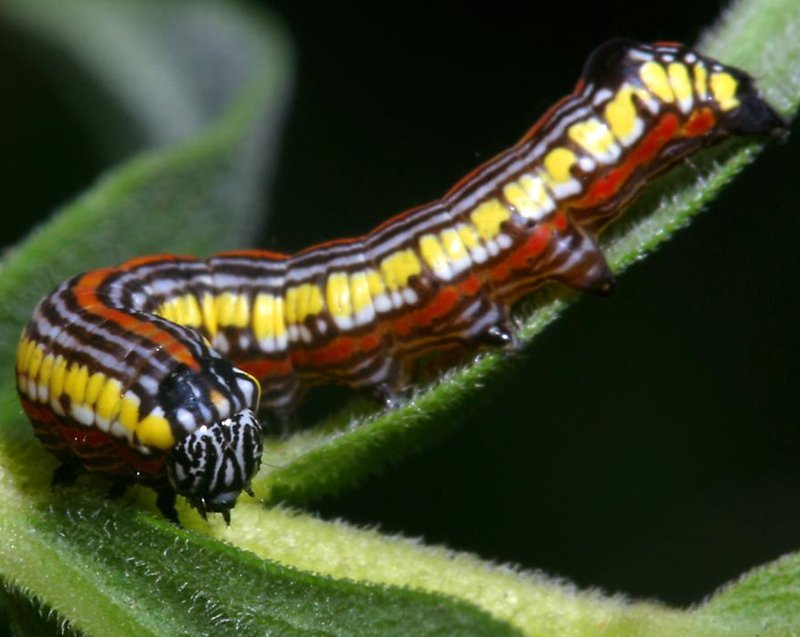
[166,407,263,523]
[158,356,263,522]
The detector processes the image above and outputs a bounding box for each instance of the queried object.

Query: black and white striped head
[166,408,263,523]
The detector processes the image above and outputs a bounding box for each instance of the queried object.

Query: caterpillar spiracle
[15,39,786,523]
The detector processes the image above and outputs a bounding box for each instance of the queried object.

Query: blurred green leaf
[701,552,800,630]
[0,0,291,370]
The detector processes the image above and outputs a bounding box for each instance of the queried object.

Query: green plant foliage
[0,0,291,370]
[0,0,798,635]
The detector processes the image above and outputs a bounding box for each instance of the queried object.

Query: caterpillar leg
[256,371,304,435]
[367,354,414,408]
[477,320,520,350]
[372,382,402,409]
[155,488,179,525]
[268,409,297,437]
[548,223,615,296]
[51,461,82,488]
[107,480,128,499]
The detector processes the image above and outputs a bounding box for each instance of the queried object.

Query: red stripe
[73,269,200,370]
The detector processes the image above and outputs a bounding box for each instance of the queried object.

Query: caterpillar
[15,39,786,523]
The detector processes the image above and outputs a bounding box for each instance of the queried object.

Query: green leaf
[0,495,521,637]
[1,0,799,635]
[701,552,800,629]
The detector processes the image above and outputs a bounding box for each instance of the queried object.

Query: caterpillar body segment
[15,40,785,522]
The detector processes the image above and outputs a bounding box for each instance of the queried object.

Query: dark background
[1,0,798,608]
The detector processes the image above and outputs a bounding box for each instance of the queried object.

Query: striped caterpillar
[15,39,786,522]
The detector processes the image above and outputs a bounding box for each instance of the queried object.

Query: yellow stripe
[28,344,44,381]
[216,292,237,327]
[503,181,536,218]
[253,293,277,339]
[640,61,674,103]
[18,338,35,374]
[233,293,250,328]
[349,271,373,313]
[366,270,386,296]
[604,85,639,143]
[184,294,203,327]
[668,62,693,104]
[380,249,422,291]
[119,393,140,432]
[14,336,27,372]
[519,174,553,211]
[285,284,324,324]
[710,71,739,111]
[440,228,468,262]
[50,356,68,399]
[326,272,352,319]
[458,224,480,249]
[65,363,89,406]
[157,300,175,323]
[567,118,615,157]
[96,378,123,422]
[419,234,449,274]
[273,296,286,339]
[470,199,510,241]
[38,354,55,390]
[693,62,708,99]
[85,371,106,406]
[137,412,174,449]
[543,147,577,184]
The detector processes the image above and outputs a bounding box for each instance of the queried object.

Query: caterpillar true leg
[50,461,82,488]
